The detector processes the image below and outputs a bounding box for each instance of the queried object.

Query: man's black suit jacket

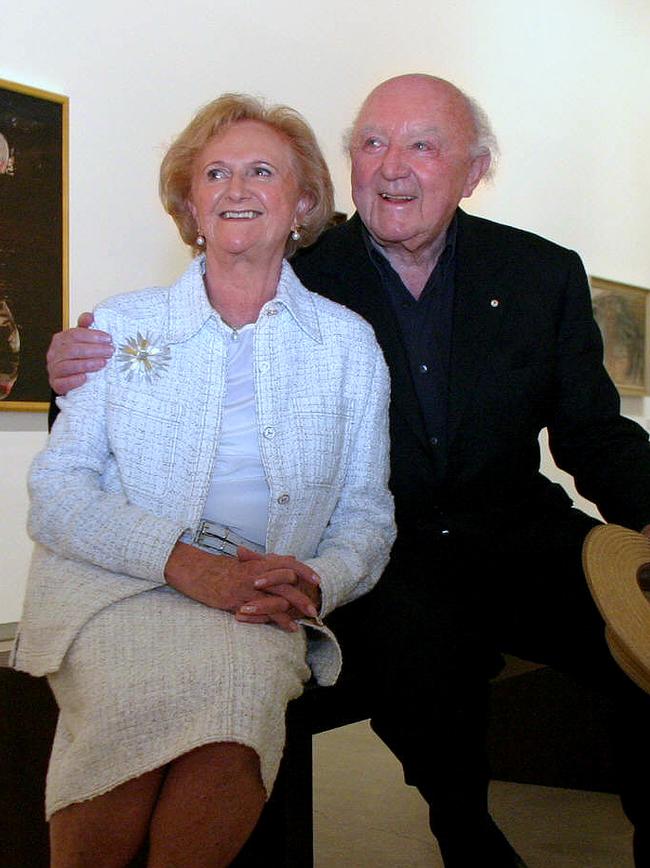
[292,209,650,556]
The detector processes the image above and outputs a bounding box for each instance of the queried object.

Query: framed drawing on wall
[591,276,650,396]
[0,78,68,411]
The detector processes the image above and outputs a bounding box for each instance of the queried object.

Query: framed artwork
[0,79,68,411]
[591,276,650,396]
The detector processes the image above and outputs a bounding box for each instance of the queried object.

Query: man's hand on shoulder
[48,311,114,395]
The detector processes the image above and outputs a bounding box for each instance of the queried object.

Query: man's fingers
[54,357,109,375]
[54,326,113,348]
[76,311,95,328]
[50,374,89,394]
[49,358,109,392]
[64,341,112,359]
[60,332,113,354]
[47,326,115,392]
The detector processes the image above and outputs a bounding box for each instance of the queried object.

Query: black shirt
[362,216,457,461]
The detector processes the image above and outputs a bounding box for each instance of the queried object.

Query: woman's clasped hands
[164,541,321,632]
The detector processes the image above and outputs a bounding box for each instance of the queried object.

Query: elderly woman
[13,94,394,867]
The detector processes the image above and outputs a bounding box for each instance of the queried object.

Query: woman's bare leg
[147,741,266,868]
[49,766,167,867]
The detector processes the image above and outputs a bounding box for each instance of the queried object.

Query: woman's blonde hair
[160,93,334,257]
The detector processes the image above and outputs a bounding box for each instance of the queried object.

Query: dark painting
[0,80,68,410]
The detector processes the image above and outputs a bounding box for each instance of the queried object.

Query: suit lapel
[447,210,513,446]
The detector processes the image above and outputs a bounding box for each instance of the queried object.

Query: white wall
[2,0,650,622]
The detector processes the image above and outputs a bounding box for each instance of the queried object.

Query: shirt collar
[361,211,458,286]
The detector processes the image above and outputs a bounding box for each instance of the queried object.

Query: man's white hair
[464,92,499,181]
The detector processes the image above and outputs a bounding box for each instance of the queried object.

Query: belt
[192,519,265,558]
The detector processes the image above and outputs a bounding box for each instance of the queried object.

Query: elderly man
[47,75,650,867]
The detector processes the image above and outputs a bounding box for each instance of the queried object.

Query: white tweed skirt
[45,584,310,819]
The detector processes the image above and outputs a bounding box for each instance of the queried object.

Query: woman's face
[187,120,308,263]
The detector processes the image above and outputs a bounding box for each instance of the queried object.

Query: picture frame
[0,78,68,411]
[590,276,650,396]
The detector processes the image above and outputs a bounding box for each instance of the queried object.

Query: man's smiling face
[349,75,490,257]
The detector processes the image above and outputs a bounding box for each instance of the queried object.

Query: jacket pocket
[290,396,353,487]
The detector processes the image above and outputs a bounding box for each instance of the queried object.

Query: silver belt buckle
[194,521,239,558]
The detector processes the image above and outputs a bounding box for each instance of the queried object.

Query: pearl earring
[290,227,301,242]
[196,232,206,247]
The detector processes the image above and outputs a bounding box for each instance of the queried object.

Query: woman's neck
[203,250,283,328]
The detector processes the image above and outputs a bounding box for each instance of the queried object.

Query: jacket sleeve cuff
[122,516,189,583]
[304,554,352,618]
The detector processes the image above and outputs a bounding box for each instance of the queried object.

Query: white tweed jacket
[14,257,395,685]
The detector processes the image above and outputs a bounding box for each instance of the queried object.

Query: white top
[203,321,270,546]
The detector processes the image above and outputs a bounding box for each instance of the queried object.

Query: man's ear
[462,151,491,199]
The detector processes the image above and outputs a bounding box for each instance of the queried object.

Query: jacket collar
[273,259,323,343]
[164,255,322,345]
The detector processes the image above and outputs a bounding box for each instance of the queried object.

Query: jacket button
[277,493,290,505]
[263,426,276,439]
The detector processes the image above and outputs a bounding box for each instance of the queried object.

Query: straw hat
[582,524,650,695]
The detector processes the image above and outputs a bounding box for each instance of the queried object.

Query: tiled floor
[314,721,634,867]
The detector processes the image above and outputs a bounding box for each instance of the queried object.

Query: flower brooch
[116,332,171,383]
